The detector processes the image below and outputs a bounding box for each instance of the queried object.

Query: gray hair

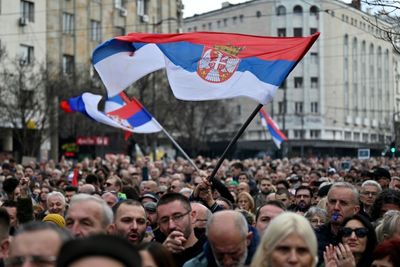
[375,210,400,243]
[206,210,248,240]
[361,180,382,192]
[69,194,113,227]
[46,191,66,206]
[16,221,72,242]
[328,182,359,205]
[250,212,317,267]
[305,207,328,222]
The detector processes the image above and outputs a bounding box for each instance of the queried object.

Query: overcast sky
[182,0,354,18]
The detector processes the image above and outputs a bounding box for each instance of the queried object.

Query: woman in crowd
[375,210,400,242]
[324,214,377,267]
[371,237,400,267]
[137,242,176,267]
[236,191,255,214]
[304,207,327,229]
[251,212,318,267]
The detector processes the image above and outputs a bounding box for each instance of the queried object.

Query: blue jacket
[183,225,260,267]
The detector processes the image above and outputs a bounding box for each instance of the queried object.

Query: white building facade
[184,0,400,157]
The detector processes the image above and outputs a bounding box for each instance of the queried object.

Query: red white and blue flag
[92,32,319,104]
[259,108,287,149]
[60,92,161,133]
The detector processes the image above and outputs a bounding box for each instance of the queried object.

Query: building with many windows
[184,0,400,157]
[0,0,182,160]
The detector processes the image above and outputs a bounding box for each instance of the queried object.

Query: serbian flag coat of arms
[92,32,319,104]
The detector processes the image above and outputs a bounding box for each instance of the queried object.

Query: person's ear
[0,238,10,258]
[107,223,116,235]
[246,231,253,247]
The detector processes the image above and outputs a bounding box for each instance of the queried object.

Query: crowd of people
[0,153,400,267]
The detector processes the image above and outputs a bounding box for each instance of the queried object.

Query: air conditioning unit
[19,17,28,26]
[119,8,127,17]
[141,14,149,23]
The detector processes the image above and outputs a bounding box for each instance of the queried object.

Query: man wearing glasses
[156,193,205,267]
[5,221,71,267]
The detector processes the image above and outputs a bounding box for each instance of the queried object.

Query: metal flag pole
[208,103,263,182]
[152,119,200,172]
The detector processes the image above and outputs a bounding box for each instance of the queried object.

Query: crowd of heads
[0,154,399,267]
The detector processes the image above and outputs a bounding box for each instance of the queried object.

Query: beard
[213,247,248,267]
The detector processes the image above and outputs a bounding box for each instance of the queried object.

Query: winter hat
[43,214,66,228]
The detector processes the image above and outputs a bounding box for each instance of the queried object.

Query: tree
[361,0,400,52]
[0,55,53,158]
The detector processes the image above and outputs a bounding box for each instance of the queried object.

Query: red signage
[76,136,109,146]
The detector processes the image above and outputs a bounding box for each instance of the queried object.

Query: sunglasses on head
[341,227,368,238]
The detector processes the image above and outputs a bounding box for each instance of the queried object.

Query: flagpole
[209,103,263,182]
[152,120,200,172]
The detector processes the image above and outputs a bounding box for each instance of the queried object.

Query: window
[90,20,101,42]
[63,13,74,34]
[63,55,74,75]
[310,28,318,35]
[278,101,285,114]
[208,22,212,30]
[232,16,237,24]
[239,14,244,22]
[294,28,303,37]
[223,18,227,27]
[295,102,303,114]
[311,102,318,113]
[137,0,147,15]
[19,44,34,65]
[115,0,123,8]
[276,5,286,16]
[280,80,286,89]
[294,130,304,139]
[277,28,286,37]
[310,52,319,64]
[310,130,320,138]
[310,6,319,16]
[193,26,197,31]
[217,20,221,28]
[20,0,34,22]
[256,11,262,18]
[202,24,206,30]
[311,77,318,88]
[236,105,241,116]
[294,77,303,88]
[293,5,303,15]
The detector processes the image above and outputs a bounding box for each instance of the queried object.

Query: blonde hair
[375,210,400,242]
[250,212,318,267]
[237,191,255,213]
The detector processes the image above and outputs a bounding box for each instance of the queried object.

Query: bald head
[206,210,248,239]
[191,202,211,229]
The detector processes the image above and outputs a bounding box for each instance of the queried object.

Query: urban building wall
[183,0,400,157]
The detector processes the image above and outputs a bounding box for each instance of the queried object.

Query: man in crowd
[6,221,71,267]
[255,200,286,237]
[253,177,274,208]
[156,193,205,267]
[315,182,360,265]
[65,194,113,237]
[291,185,313,213]
[359,180,381,216]
[109,199,147,244]
[184,210,259,267]
[389,176,400,191]
[0,208,10,266]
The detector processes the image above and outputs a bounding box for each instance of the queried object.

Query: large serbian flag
[60,92,161,133]
[92,32,319,104]
[259,108,287,149]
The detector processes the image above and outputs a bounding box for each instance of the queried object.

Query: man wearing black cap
[56,234,141,267]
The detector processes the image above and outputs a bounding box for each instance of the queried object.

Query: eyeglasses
[4,255,57,266]
[340,227,368,238]
[158,210,191,225]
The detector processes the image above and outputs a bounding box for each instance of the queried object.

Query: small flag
[259,108,287,149]
[60,92,161,134]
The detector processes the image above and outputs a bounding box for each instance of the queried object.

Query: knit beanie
[56,234,141,267]
[42,214,66,228]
